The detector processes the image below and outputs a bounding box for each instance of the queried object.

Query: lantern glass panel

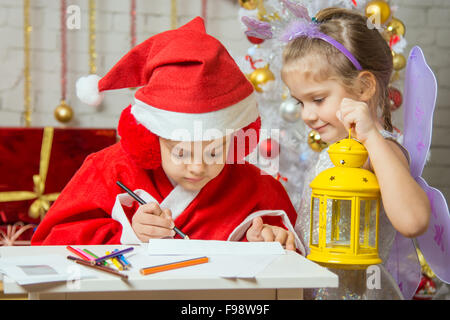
[310,197,320,246]
[359,199,377,249]
[326,198,352,247]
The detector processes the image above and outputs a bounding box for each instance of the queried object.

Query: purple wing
[402,46,450,284]
[403,46,437,178]
[416,176,450,282]
[385,233,421,299]
[281,0,311,20]
[241,16,273,40]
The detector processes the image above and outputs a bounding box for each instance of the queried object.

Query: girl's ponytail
[382,90,393,132]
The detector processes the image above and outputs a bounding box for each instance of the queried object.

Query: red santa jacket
[31,142,303,253]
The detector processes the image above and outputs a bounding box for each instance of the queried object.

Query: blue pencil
[113,249,132,269]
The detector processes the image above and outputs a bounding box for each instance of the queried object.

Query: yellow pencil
[106,251,123,271]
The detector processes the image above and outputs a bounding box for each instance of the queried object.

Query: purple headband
[241,0,363,71]
[280,20,363,71]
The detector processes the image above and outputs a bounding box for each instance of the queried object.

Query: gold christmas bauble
[308,130,328,152]
[392,51,406,71]
[386,17,406,37]
[248,65,275,92]
[365,1,391,25]
[239,0,258,10]
[54,100,73,123]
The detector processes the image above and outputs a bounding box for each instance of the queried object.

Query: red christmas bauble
[259,138,280,159]
[247,35,265,44]
[413,274,436,300]
[388,87,403,111]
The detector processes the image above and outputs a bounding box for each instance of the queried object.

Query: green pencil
[83,248,108,266]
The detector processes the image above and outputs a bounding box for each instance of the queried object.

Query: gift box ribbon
[0,127,60,219]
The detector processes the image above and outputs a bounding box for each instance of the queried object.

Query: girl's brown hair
[282,7,393,131]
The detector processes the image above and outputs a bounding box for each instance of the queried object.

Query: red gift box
[0,128,117,234]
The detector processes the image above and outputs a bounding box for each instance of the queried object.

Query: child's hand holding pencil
[117,181,189,242]
[131,202,177,243]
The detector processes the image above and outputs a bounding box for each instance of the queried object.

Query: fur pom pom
[118,105,162,169]
[76,74,104,106]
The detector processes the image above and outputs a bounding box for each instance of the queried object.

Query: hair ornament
[241,16,273,40]
[241,0,363,71]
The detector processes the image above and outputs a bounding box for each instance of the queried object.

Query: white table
[0,245,338,300]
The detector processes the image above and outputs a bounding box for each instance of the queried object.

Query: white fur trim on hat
[130,93,259,141]
[76,74,104,106]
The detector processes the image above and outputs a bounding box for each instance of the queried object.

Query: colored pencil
[116,181,189,240]
[140,256,209,275]
[67,255,128,279]
[118,254,132,268]
[66,246,92,261]
[113,249,131,269]
[106,251,124,271]
[94,247,134,264]
[82,249,108,266]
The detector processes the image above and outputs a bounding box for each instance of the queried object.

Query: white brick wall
[393,0,450,202]
[0,0,449,201]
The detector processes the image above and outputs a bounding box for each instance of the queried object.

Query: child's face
[282,63,357,144]
[159,136,229,191]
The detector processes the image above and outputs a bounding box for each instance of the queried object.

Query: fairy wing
[403,46,437,178]
[417,177,450,282]
[385,231,421,299]
[402,46,450,283]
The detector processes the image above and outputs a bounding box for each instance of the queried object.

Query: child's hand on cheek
[337,98,379,143]
[246,217,296,251]
[131,202,176,242]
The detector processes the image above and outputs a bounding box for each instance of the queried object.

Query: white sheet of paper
[134,241,284,278]
[127,250,279,278]
[147,239,285,255]
[0,254,96,285]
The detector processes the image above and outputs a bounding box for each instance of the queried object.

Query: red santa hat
[76,17,260,169]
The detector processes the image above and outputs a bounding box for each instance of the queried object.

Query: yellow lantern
[307,134,382,270]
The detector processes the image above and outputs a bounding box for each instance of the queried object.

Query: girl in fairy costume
[279,7,432,299]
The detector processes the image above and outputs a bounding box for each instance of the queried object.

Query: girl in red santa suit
[31,17,304,254]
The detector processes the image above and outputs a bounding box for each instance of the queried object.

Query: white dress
[295,130,407,300]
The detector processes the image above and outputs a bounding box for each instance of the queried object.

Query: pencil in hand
[116,181,189,240]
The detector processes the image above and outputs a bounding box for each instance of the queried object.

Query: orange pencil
[140,256,209,275]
